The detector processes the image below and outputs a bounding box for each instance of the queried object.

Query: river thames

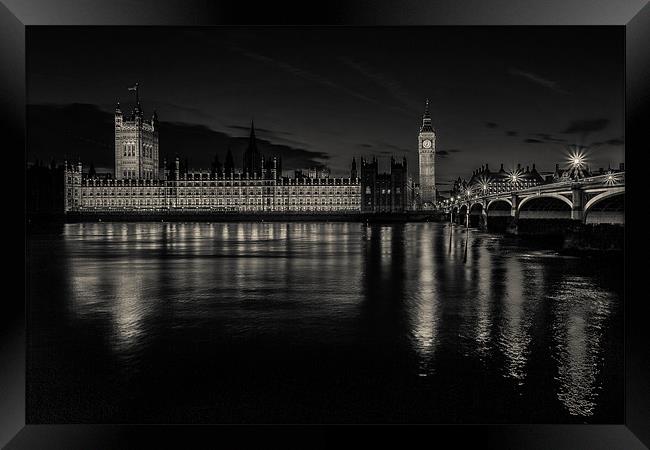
[27,222,623,423]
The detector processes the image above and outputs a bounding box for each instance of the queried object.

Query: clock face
[422,139,432,149]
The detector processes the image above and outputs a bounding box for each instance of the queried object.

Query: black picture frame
[3,1,647,448]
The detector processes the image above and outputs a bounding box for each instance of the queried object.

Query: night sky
[27,26,624,190]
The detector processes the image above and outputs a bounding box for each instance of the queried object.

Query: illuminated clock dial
[422,139,432,149]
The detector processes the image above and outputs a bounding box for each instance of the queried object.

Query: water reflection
[551,276,614,417]
[27,222,622,423]
[498,256,532,385]
[405,224,440,375]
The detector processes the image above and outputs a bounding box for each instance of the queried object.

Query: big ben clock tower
[418,99,436,207]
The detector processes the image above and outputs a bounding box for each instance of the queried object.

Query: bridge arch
[584,189,624,225]
[469,202,484,228]
[470,202,484,212]
[486,198,512,210]
[457,204,469,225]
[517,193,573,212]
[517,194,572,220]
[485,198,511,231]
[584,188,625,214]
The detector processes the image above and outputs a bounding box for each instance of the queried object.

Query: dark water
[27,222,624,423]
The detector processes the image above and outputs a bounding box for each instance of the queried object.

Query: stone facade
[451,163,545,199]
[63,90,428,215]
[418,99,436,207]
[65,161,360,213]
[360,156,408,213]
[114,93,159,180]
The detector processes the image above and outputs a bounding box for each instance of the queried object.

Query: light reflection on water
[28,222,622,423]
[551,276,614,417]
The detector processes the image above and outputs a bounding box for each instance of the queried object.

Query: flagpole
[128,83,139,104]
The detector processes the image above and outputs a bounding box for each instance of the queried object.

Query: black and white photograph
[4,1,648,447]
[24,24,627,423]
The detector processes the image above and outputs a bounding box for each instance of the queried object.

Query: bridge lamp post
[567,147,588,180]
[605,172,617,186]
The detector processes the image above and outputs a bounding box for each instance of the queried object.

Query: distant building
[307,166,331,179]
[63,87,422,215]
[451,163,545,199]
[418,99,436,208]
[114,84,159,180]
[65,95,360,213]
[360,156,408,213]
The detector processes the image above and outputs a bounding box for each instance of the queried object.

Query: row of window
[122,143,156,158]
[81,198,359,207]
[364,187,402,194]
[79,188,359,197]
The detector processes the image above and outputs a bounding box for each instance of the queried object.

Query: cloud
[561,118,610,134]
[535,133,567,143]
[486,122,498,128]
[506,130,518,137]
[340,57,420,112]
[605,137,624,146]
[228,44,379,105]
[227,124,293,136]
[589,137,624,147]
[524,138,545,144]
[508,68,569,94]
[437,148,462,158]
[27,103,331,174]
[149,101,216,122]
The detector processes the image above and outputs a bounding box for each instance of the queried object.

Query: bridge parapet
[440,172,624,226]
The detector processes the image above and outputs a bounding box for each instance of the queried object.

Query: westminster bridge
[441,172,625,232]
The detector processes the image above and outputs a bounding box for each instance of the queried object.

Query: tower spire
[420,98,434,133]
[129,83,141,117]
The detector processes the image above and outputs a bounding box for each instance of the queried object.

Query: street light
[604,170,620,186]
[566,147,588,180]
[507,168,522,186]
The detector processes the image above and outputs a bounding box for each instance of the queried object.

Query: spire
[420,98,434,133]
[243,119,261,176]
[225,146,234,177]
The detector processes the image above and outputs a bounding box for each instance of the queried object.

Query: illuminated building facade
[451,163,545,199]
[114,84,160,181]
[418,99,436,207]
[65,100,362,213]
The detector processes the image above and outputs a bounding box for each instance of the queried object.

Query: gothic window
[365,187,371,194]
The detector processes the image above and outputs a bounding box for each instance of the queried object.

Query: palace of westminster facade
[64,92,435,214]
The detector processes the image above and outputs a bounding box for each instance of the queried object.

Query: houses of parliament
[63,89,433,214]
